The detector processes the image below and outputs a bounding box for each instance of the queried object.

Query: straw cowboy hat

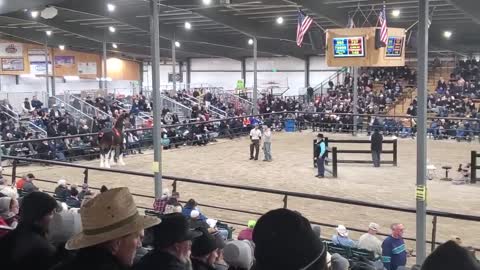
[66,187,160,250]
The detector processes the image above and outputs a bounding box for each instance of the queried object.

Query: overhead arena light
[109,26,116,33]
[175,41,181,48]
[276,17,284,24]
[391,9,400,17]
[202,0,212,5]
[30,10,39,18]
[46,30,52,36]
[107,3,116,12]
[185,21,192,30]
[443,30,452,39]
[41,6,58,19]
[20,74,37,78]
[248,38,254,45]
[112,43,118,49]
[64,76,80,81]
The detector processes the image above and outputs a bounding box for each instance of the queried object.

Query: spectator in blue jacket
[332,225,356,248]
[382,223,407,270]
[182,199,207,221]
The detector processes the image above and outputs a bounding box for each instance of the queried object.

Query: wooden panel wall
[0,39,140,81]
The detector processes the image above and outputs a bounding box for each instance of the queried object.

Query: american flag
[378,6,388,45]
[297,9,313,47]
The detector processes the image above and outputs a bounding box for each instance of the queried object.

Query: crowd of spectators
[0,62,478,165]
[0,184,478,270]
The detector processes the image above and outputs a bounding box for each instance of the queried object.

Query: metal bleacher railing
[0,104,47,137]
[2,155,480,253]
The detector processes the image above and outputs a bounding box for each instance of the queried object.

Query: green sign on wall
[236,79,245,89]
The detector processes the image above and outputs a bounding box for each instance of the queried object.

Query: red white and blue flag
[378,5,388,45]
[296,9,313,47]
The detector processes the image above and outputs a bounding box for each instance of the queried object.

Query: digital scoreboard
[386,37,404,57]
[333,37,365,57]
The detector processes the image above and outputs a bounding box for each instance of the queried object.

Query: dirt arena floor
[10,131,480,258]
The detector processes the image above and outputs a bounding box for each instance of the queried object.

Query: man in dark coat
[0,192,58,270]
[134,213,202,270]
[370,129,383,167]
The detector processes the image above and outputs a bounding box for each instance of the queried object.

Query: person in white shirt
[262,126,272,162]
[357,222,382,259]
[249,125,262,160]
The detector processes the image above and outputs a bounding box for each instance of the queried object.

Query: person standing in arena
[249,125,261,160]
[262,126,272,162]
[315,134,327,178]
[370,129,383,167]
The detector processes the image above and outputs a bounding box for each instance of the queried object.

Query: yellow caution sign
[152,162,160,173]
[416,185,427,201]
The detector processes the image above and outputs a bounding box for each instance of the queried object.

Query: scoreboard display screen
[333,37,365,57]
[386,37,404,57]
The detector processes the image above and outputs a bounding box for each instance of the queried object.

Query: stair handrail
[0,104,20,118]
[0,104,47,136]
[161,94,193,113]
[67,94,111,119]
[183,93,227,118]
[313,67,348,94]
[51,96,94,121]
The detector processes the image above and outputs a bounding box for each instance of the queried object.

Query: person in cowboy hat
[52,187,160,270]
[134,213,202,270]
[332,225,356,248]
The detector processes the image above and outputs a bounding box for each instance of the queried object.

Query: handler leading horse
[98,111,129,168]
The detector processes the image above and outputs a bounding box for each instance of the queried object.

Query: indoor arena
[0,1,479,270]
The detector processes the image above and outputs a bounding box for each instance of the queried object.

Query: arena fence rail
[3,155,480,253]
[325,138,398,166]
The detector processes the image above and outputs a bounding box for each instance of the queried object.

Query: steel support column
[51,47,56,97]
[416,0,429,264]
[171,37,177,93]
[305,56,310,88]
[102,40,107,90]
[44,37,50,96]
[150,0,163,198]
[241,57,246,86]
[186,58,191,91]
[253,37,258,114]
[352,66,358,136]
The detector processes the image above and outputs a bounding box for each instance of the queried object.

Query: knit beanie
[253,208,326,270]
[191,227,218,257]
[19,192,57,224]
[421,241,479,270]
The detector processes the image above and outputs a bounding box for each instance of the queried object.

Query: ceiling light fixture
[185,21,192,30]
[112,43,118,49]
[248,38,254,45]
[202,0,212,5]
[46,30,52,36]
[175,41,181,48]
[30,10,39,18]
[107,3,116,12]
[109,26,116,33]
[276,17,284,24]
[443,30,452,39]
[392,9,400,17]
[59,45,65,50]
